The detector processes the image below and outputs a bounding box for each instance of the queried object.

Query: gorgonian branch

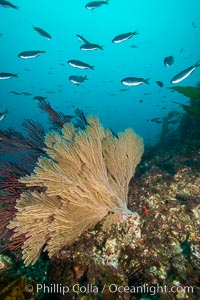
[36,98,74,129]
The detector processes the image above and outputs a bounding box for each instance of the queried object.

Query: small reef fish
[112,31,138,44]
[156,81,164,87]
[33,96,47,101]
[0,33,3,37]
[171,60,200,84]
[33,26,52,40]
[166,120,179,125]
[18,50,46,59]
[0,109,8,122]
[80,43,103,51]
[46,91,55,94]
[0,72,18,79]
[10,91,31,96]
[192,22,196,29]
[151,117,162,124]
[69,75,88,85]
[63,115,75,122]
[121,77,150,86]
[10,91,21,95]
[68,60,95,70]
[21,92,32,96]
[76,34,90,44]
[0,0,18,9]
[164,56,174,67]
[85,1,109,10]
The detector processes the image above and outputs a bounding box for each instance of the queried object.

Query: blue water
[1,0,200,144]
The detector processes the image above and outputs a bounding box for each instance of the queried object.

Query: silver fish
[112,31,138,43]
[85,1,109,10]
[69,75,88,85]
[33,26,52,40]
[0,0,18,9]
[80,43,103,51]
[68,60,95,70]
[76,34,90,44]
[121,77,150,86]
[18,50,46,59]
[0,72,18,79]
[171,60,200,84]
[0,109,8,122]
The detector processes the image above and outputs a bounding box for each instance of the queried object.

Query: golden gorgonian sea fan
[8,116,144,266]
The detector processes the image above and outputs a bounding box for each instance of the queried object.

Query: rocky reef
[1,148,195,299]
[0,92,199,299]
[44,147,199,300]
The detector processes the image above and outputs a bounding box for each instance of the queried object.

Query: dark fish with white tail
[171,60,200,84]
[68,60,95,70]
[33,26,52,40]
[80,43,103,51]
[121,77,150,86]
[18,50,46,59]
[151,117,162,124]
[164,56,174,67]
[0,0,18,9]
[33,96,47,101]
[156,81,164,88]
[0,109,8,122]
[0,72,18,79]
[69,75,88,85]
[192,22,196,29]
[112,31,138,44]
[76,34,90,44]
[21,92,32,96]
[10,91,21,95]
[85,1,109,10]
[166,120,179,125]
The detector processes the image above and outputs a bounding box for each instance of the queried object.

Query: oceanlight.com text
[25,282,194,296]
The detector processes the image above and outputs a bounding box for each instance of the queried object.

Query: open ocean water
[0,0,200,144]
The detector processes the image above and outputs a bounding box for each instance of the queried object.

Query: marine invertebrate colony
[8,116,144,266]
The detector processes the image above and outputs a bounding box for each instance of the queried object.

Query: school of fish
[0,0,200,123]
